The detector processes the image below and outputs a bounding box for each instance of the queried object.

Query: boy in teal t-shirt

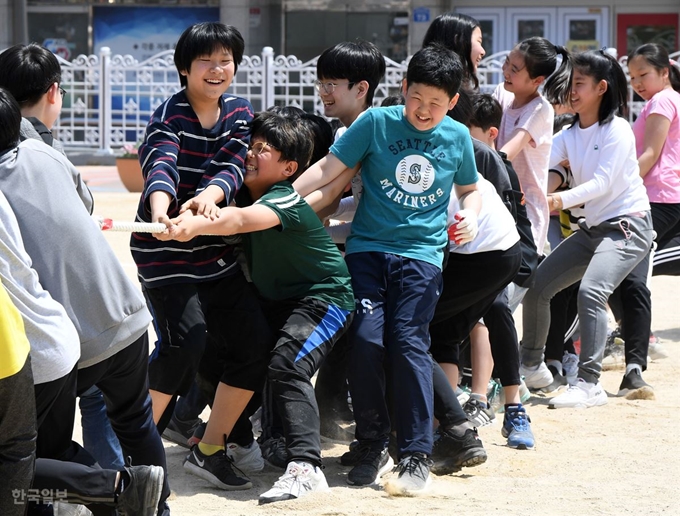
[294,44,481,495]
[160,111,354,504]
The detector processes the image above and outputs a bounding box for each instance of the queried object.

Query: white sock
[469,392,488,404]
[625,363,642,376]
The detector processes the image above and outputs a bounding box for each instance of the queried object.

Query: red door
[617,13,679,57]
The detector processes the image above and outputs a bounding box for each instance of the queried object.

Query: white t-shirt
[551,116,650,227]
[448,176,519,254]
[494,85,554,253]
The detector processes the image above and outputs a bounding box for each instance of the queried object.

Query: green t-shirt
[241,182,354,311]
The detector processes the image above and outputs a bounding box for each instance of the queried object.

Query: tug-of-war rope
[94,217,167,233]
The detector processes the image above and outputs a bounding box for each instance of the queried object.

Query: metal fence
[49,46,680,153]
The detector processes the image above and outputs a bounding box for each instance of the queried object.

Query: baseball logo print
[395,155,434,194]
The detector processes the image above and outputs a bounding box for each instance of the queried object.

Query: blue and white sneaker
[501,406,535,450]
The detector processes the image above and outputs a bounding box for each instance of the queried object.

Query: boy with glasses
[0,43,92,212]
[311,39,386,444]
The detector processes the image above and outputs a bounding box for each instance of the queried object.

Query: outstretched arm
[293,154,353,198]
[303,165,359,214]
[156,204,281,242]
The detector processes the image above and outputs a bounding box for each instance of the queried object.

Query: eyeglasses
[43,84,66,98]
[248,141,278,155]
[314,80,355,95]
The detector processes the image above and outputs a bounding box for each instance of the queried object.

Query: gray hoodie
[0,139,151,368]
[19,117,94,214]
[0,190,80,383]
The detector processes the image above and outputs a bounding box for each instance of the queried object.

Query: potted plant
[115,141,144,192]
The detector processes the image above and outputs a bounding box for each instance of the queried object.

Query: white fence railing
[50,47,680,153]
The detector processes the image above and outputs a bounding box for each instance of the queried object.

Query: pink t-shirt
[632,87,680,203]
[494,85,554,253]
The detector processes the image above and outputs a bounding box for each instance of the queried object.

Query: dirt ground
[92,188,680,516]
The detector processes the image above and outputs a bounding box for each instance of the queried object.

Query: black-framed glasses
[314,80,355,95]
[248,141,278,155]
[44,84,66,98]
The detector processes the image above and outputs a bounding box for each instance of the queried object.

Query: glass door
[454,8,503,56]
[507,7,557,49]
[558,7,610,52]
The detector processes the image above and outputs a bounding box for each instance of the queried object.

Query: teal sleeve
[329,112,373,168]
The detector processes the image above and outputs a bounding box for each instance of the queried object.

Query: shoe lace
[463,398,485,418]
[507,410,530,431]
[395,454,429,481]
[210,448,248,479]
[272,463,313,492]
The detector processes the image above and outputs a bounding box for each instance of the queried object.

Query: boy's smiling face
[244,138,297,198]
[182,47,235,101]
[402,82,458,131]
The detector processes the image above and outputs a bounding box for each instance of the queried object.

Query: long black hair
[572,50,628,125]
[514,37,572,106]
[422,12,482,89]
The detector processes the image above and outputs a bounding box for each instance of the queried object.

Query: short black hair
[470,92,503,131]
[0,43,62,106]
[380,94,405,107]
[447,87,473,126]
[406,44,463,99]
[250,111,313,182]
[174,22,245,88]
[0,88,22,153]
[266,106,332,169]
[316,39,386,107]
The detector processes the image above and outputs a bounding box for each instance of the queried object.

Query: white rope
[94,217,167,233]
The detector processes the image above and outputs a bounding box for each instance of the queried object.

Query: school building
[1,0,678,62]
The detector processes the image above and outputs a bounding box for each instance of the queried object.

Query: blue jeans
[79,385,124,470]
[346,252,442,458]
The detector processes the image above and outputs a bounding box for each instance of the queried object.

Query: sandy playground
[87,185,679,516]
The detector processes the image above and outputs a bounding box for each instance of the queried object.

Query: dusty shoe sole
[620,386,656,400]
[431,446,487,476]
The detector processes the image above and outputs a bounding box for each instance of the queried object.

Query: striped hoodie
[130,90,253,287]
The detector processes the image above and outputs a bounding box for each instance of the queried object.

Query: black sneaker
[617,369,655,400]
[116,464,164,516]
[340,440,366,466]
[183,445,252,490]
[430,426,487,475]
[162,415,203,449]
[347,444,394,486]
[260,435,288,469]
[384,453,432,496]
[462,398,495,427]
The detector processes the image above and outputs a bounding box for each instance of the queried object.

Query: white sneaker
[648,335,668,361]
[227,441,265,474]
[562,352,579,385]
[259,461,329,505]
[520,362,553,390]
[548,379,608,409]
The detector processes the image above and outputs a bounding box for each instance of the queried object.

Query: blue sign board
[413,7,430,23]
